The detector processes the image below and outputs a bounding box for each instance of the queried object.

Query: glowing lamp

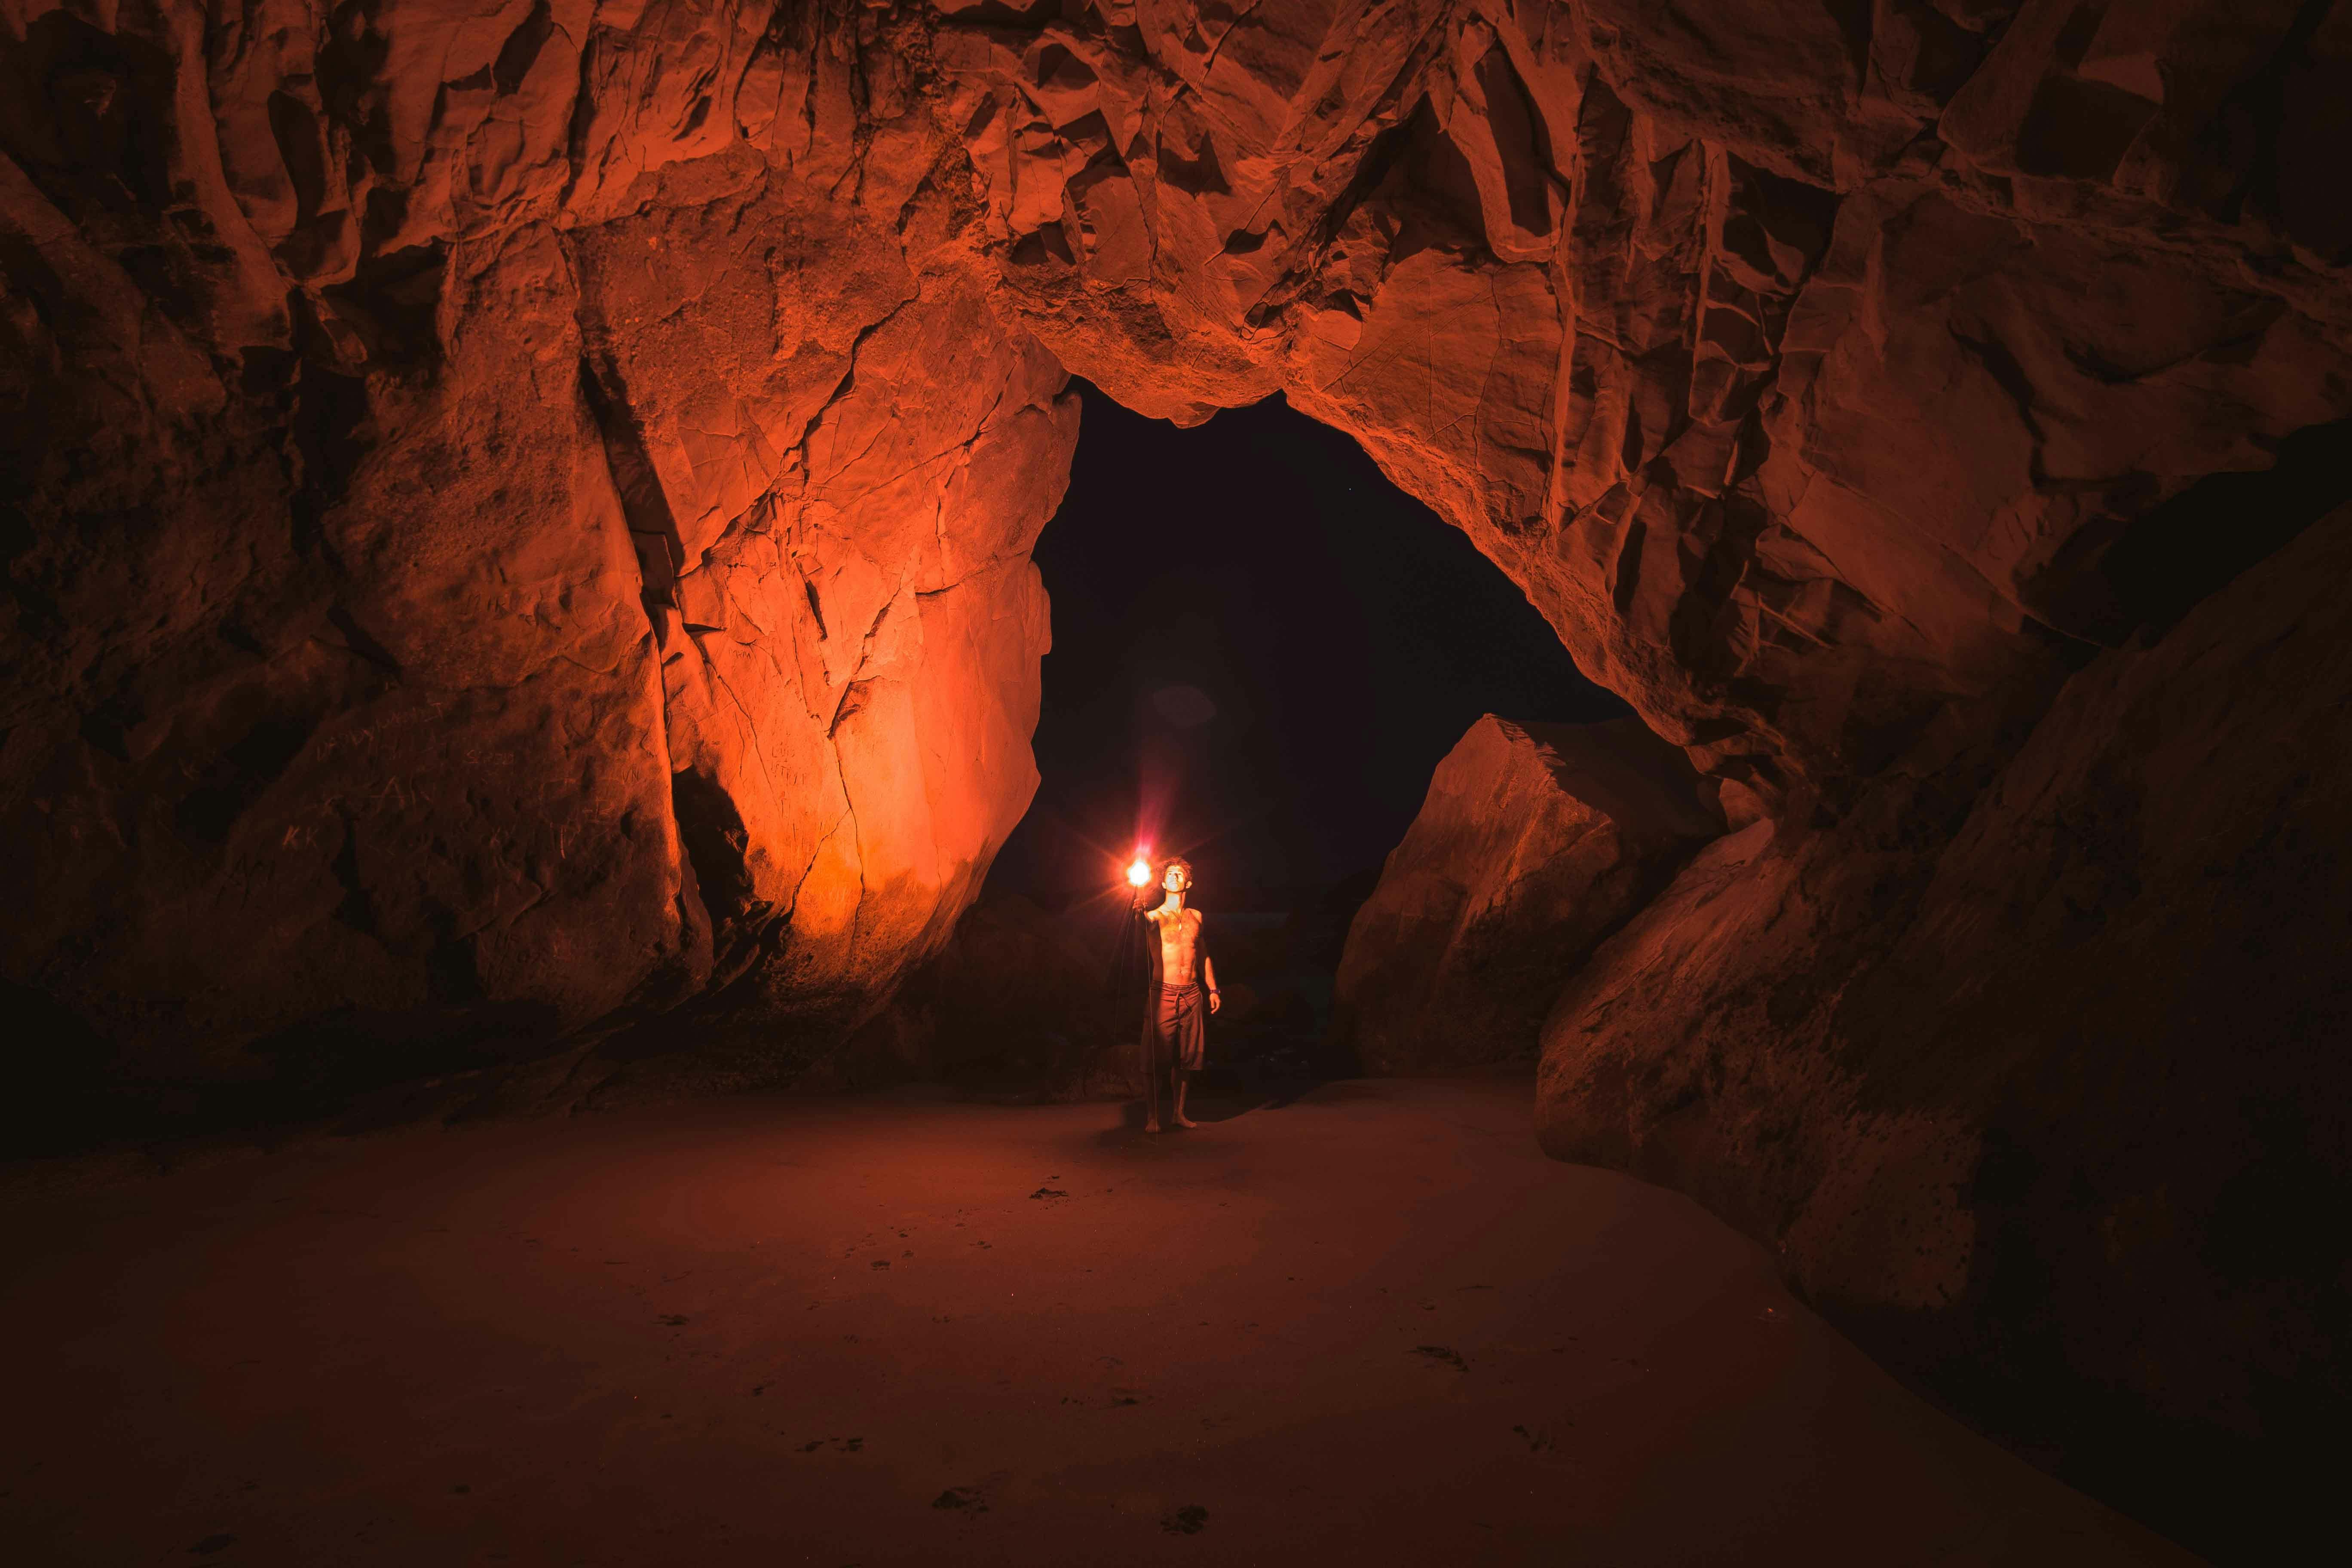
[1126,853,1152,888]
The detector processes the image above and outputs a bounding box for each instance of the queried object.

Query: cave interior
[5,0,2352,1562]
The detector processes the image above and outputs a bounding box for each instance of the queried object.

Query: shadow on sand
[1093,1069,1348,1144]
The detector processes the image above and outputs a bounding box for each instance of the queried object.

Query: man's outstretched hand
[1208,990,1221,1014]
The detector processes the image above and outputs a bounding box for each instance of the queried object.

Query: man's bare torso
[1148,905,1204,986]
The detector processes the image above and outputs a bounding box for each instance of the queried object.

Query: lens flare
[1126,852,1152,887]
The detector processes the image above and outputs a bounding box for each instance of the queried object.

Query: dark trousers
[1145,982,1205,1122]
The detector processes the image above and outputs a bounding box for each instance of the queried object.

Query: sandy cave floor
[0,1077,2193,1566]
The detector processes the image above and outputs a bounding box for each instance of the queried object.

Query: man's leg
[1171,986,1203,1127]
[1143,989,1170,1132]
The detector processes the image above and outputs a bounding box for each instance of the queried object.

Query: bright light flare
[1126,851,1153,888]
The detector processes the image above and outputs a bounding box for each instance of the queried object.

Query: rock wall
[957,0,2352,815]
[1537,505,2352,1556]
[6,1,2352,1548]
[909,2,2352,1546]
[8,0,2346,1083]
[1,0,1082,1124]
[1333,714,1719,1072]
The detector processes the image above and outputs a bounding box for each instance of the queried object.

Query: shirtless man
[1139,856,1219,1132]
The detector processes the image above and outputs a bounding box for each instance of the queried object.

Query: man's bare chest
[1154,910,1201,962]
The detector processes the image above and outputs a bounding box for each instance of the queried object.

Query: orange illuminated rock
[11,0,2346,1090]
[1334,715,1720,1073]
[0,26,1082,1097]
[5,5,2352,1542]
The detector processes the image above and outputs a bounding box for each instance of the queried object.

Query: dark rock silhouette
[1539,504,2352,1538]
[1334,715,1721,1072]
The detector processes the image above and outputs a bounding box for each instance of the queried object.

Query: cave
[5,2,2350,1563]
[932,380,1633,1092]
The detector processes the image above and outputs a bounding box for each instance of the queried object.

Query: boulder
[1335,715,1720,1072]
[1537,503,2352,1556]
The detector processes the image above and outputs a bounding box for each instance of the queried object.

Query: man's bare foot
[1173,1115,1198,1129]
[1142,1119,1163,1134]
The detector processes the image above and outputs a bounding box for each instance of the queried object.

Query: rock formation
[6,0,2352,1551]
[883,889,1129,1091]
[1,0,1084,1120]
[1537,505,2352,1555]
[1333,714,1719,1072]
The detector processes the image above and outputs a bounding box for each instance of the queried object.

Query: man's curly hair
[1163,855,1195,885]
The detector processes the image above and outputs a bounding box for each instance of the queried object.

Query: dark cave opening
[923,382,1628,1094]
[995,381,1624,911]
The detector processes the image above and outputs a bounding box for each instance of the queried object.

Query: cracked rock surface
[2,1,1087,1105]
[6,2,2352,1547]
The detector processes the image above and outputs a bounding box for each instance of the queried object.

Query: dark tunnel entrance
[999,382,1626,906]
[923,383,1630,1095]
